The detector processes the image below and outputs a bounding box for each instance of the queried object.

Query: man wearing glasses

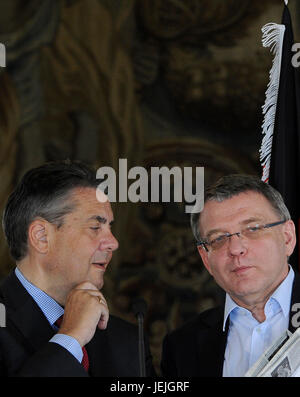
[161,174,300,377]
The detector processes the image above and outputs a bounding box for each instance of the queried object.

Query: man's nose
[99,230,119,251]
[227,233,247,256]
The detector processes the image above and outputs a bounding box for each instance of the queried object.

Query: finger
[97,295,107,306]
[84,291,107,305]
[97,306,109,330]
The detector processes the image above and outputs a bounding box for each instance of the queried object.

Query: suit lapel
[196,306,228,377]
[0,270,56,353]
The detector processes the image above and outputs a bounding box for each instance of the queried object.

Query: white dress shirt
[222,266,295,377]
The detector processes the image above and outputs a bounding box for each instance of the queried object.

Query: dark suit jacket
[161,271,300,377]
[0,271,155,377]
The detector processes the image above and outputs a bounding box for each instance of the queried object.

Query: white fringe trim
[259,23,285,182]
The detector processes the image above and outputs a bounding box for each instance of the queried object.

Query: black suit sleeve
[17,342,88,377]
[0,327,87,377]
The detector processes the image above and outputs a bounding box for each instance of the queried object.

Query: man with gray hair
[161,174,300,377]
[0,160,155,377]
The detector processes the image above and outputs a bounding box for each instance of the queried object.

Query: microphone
[131,298,147,377]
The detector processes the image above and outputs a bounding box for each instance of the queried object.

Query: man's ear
[197,245,213,276]
[283,220,297,258]
[28,218,51,255]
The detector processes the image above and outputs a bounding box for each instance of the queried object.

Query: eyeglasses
[197,220,286,252]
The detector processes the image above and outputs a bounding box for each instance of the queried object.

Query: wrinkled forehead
[199,191,278,235]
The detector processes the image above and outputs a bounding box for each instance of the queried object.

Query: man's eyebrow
[205,228,225,239]
[205,218,263,239]
[88,215,114,225]
[240,217,262,225]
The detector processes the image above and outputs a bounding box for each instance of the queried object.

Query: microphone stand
[137,312,146,377]
[132,298,147,377]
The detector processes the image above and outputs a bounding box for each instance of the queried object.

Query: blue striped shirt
[15,267,83,363]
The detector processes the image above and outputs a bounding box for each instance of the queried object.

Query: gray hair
[2,160,100,261]
[190,174,291,242]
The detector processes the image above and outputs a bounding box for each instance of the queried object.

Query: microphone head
[131,298,147,318]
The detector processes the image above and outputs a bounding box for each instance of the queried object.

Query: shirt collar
[15,267,64,326]
[223,265,295,331]
[271,265,294,318]
[223,293,238,331]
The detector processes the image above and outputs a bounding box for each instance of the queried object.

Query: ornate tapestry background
[0,0,299,373]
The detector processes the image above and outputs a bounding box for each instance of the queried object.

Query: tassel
[259,23,285,182]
